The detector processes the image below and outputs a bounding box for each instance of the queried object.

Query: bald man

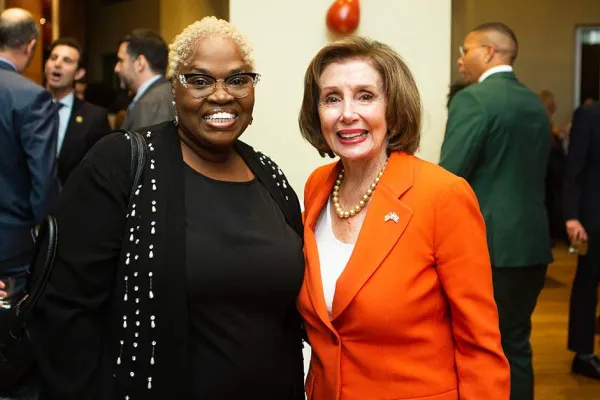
[0,7,58,399]
[440,23,552,400]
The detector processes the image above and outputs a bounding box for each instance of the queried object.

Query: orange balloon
[326,0,360,34]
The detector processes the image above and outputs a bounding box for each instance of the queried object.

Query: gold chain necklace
[332,160,388,219]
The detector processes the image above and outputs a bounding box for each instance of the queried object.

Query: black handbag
[0,129,147,390]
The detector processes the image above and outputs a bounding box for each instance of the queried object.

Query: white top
[314,197,355,317]
[478,65,513,83]
[56,92,74,156]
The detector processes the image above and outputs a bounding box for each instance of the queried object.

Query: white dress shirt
[315,197,355,317]
[56,92,74,156]
[479,65,514,83]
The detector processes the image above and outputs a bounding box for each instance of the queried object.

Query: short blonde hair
[167,16,254,80]
[299,36,422,155]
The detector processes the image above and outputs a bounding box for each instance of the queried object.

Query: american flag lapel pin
[384,212,399,223]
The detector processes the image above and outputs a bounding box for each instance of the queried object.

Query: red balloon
[326,0,360,35]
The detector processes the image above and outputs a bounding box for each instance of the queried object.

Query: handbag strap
[121,129,148,207]
[0,130,148,359]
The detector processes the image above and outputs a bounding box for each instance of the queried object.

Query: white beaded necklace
[332,159,388,219]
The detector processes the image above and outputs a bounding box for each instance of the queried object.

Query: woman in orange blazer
[297,37,510,400]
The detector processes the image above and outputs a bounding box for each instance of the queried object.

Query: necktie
[56,102,68,156]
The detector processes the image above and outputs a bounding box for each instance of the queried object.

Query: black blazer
[0,60,58,268]
[30,121,305,399]
[564,102,600,233]
[57,97,111,185]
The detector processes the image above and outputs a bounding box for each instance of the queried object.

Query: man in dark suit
[564,102,600,379]
[0,7,58,399]
[115,29,174,130]
[44,37,111,185]
[440,22,552,400]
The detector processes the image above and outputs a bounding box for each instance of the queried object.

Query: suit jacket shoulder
[123,77,175,130]
[304,161,338,210]
[0,67,47,110]
[139,78,172,104]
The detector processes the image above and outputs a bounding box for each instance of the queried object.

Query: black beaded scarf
[109,122,304,399]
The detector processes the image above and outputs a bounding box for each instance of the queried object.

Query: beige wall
[159,0,228,44]
[85,0,160,82]
[231,0,451,199]
[452,0,600,126]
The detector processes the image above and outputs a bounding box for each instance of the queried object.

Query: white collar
[478,65,513,83]
[0,56,17,71]
[57,92,75,108]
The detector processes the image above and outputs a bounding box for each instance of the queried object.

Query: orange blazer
[298,152,510,400]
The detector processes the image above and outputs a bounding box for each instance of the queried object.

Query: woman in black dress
[30,17,305,400]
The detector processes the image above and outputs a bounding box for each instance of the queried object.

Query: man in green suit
[440,22,552,400]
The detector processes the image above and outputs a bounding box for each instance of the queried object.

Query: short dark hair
[0,13,38,50]
[119,29,168,75]
[473,22,519,62]
[48,37,84,69]
[299,36,422,156]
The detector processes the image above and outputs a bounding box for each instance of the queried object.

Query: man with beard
[45,37,111,185]
[114,29,174,130]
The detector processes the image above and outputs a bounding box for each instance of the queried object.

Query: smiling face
[174,35,255,152]
[45,44,83,92]
[318,59,388,163]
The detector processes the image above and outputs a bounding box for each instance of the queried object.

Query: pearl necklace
[332,160,388,219]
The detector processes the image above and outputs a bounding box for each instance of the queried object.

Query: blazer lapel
[331,152,414,320]
[304,164,340,330]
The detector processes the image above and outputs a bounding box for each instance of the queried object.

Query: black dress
[29,122,306,400]
[184,165,304,398]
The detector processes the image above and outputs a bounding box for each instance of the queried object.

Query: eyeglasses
[459,45,487,57]
[459,45,511,57]
[178,72,260,99]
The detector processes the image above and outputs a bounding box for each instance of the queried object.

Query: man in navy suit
[564,101,600,379]
[0,7,58,399]
[44,37,111,185]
